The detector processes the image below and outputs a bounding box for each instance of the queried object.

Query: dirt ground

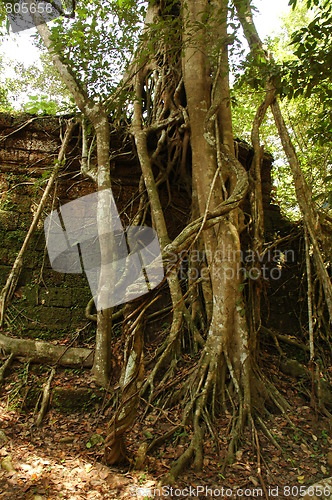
[0,356,331,500]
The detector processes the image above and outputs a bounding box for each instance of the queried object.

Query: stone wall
[0,114,94,339]
[0,112,280,340]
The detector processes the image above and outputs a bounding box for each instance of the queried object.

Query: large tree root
[104,302,145,465]
[0,333,93,368]
[140,305,183,399]
[153,340,294,485]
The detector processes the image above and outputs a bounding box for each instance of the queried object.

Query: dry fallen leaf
[249,476,259,487]
[301,443,310,454]
[99,469,109,480]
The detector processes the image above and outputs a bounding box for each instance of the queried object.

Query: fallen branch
[0,333,93,368]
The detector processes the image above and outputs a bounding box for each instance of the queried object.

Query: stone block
[71,308,89,327]
[38,269,66,286]
[52,387,104,413]
[39,287,72,308]
[38,306,72,329]
[71,287,92,307]
[15,285,38,304]
[23,305,72,330]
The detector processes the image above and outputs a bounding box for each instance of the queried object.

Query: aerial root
[251,418,269,500]
[160,353,221,483]
[104,390,140,465]
[135,425,182,470]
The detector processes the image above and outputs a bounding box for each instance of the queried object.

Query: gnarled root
[104,302,145,465]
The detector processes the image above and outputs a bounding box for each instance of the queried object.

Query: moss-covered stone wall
[0,115,94,339]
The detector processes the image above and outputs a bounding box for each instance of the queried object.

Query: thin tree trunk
[248,86,276,353]
[92,114,113,387]
[271,100,332,320]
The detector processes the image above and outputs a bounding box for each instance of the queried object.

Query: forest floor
[0,351,331,500]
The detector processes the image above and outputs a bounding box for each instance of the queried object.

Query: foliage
[231,0,332,218]
[2,52,74,113]
[283,0,332,108]
[46,0,146,102]
[23,94,62,114]
[0,55,12,112]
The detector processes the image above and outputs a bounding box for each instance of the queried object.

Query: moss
[0,265,10,286]
[0,247,8,264]
[39,287,73,308]
[0,210,19,230]
[71,287,92,306]
[38,269,66,286]
[5,230,26,251]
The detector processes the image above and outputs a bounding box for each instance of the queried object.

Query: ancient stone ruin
[0,112,300,340]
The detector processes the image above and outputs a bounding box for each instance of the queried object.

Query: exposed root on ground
[0,333,93,368]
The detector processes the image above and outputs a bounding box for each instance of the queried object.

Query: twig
[253,422,269,500]
[0,353,15,384]
[35,367,55,427]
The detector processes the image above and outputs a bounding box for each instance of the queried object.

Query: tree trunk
[28,1,114,384]
[162,0,252,480]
